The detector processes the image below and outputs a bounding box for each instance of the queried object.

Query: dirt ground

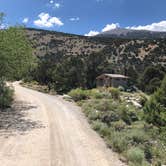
[0,82,126,166]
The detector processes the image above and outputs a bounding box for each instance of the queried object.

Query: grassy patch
[70,87,166,165]
[126,147,145,165]
[0,79,14,109]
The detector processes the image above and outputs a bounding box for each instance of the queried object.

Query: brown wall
[97,77,127,88]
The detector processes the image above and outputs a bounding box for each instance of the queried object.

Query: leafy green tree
[144,76,166,126]
[139,66,165,94]
[0,26,34,80]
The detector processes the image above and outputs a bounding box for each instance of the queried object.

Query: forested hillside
[25,28,166,74]
[25,28,166,93]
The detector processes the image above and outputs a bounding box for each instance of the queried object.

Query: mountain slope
[95,28,166,39]
[25,28,105,57]
[25,28,166,73]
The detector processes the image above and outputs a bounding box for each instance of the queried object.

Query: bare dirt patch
[0,101,44,137]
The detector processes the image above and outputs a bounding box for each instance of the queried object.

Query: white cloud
[85,20,166,37]
[85,23,119,36]
[127,20,166,32]
[50,0,54,4]
[102,23,120,32]
[69,17,80,21]
[48,1,61,9]
[0,24,6,29]
[22,18,29,24]
[34,13,64,28]
[85,30,100,36]
[54,3,60,9]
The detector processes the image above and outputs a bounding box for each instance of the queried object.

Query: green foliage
[118,104,138,125]
[107,87,120,100]
[68,88,90,101]
[92,121,111,137]
[108,131,128,153]
[127,128,149,144]
[126,65,139,85]
[126,147,145,165]
[0,26,34,80]
[111,120,126,131]
[33,51,115,93]
[0,78,14,109]
[80,88,166,165]
[139,93,148,106]
[139,66,165,94]
[144,76,166,126]
[89,89,104,99]
[87,110,101,121]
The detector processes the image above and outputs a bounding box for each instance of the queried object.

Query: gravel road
[0,83,126,166]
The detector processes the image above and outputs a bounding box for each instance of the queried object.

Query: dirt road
[0,83,126,166]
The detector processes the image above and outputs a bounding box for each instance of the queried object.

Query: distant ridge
[25,27,166,74]
[95,28,166,39]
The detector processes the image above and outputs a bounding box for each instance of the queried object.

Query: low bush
[111,120,126,131]
[92,120,105,131]
[0,78,14,109]
[144,76,166,126]
[68,88,90,101]
[89,89,104,99]
[126,147,145,165]
[127,128,149,144]
[109,132,128,153]
[101,111,120,124]
[98,125,111,137]
[139,93,148,106]
[94,99,114,112]
[118,104,138,125]
[87,110,101,121]
[107,87,120,100]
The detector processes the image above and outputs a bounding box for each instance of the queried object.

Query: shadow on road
[0,101,44,137]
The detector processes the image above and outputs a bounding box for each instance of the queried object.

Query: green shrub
[108,132,128,153]
[92,120,111,137]
[111,120,126,131]
[68,88,90,101]
[92,120,105,131]
[144,76,166,126]
[94,99,114,112]
[0,78,14,109]
[99,126,110,137]
[139,93,148,106]
[101,111,120,124]
[126,147,145,165]
[118,104,138,125]
[127,129,149,144]
[107,87,120,100]
[144,144,153,162]
[88,110,101,121]
[89,89,104,99]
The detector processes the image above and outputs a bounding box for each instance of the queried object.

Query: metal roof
[96,74,129,79]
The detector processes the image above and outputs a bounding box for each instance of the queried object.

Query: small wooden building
[96,74,129,88]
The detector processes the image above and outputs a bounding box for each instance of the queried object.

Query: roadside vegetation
[0,13,34,109]
[21,81,56,95]
[0,78,14,109]
[68,79,166,166]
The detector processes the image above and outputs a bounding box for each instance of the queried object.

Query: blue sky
[0,0,166,35]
